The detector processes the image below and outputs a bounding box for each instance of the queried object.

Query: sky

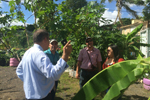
[0,0,145,26]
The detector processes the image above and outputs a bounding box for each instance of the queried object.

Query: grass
[55,72,103,100]
[55,72,80,100]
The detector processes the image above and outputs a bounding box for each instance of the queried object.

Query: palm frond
[121,3,139,19]
[125,0,145,6]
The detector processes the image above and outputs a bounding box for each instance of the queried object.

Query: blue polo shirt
[44,49,60,65]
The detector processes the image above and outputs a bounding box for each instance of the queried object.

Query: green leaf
[72,57,150,100]
[132,46,145,57]
[137,53,143,59]
[38,11,45,16]
[81,44,86,49]
[72,59,141,100]
[10,6,15,13]
[9,0,15,6]
[126,23,143,40]
[136,43,150,47]
[104,68,145,100]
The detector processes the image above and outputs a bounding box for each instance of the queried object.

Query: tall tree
[100,0,145,26]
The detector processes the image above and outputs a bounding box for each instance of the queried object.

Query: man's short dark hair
[33,29,49,43]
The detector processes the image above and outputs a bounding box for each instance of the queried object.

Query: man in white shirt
[16,29,72,100]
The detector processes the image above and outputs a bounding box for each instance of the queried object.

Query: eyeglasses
[107,50,110,52]
[86,40,93,43]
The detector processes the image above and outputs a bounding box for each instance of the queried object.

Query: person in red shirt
[102,44,124,70]
[102,44,124,100]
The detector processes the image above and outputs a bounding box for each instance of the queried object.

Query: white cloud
[100,8,118,26]
[10,20,25,26]
[0,20,25,27]
[0,14,5,17]
[0,15,26,27]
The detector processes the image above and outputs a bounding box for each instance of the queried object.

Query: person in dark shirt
[44,39,59,100]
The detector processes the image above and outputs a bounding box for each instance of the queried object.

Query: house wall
[131,19,143,24]
[122,28,131,35]
[140,28,150,58]
[140,29,148,58]
[148,28,150,57]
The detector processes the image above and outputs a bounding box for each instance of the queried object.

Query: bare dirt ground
[0,67,150,100]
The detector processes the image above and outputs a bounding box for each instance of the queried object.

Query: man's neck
[87,47,93,51]
[35,43,45,51]
[51,50,56,54]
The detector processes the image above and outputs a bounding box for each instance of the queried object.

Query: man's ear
[44,37,49,42]
[48,44,51,48]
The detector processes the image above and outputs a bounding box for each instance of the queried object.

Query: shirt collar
[34,44,43,51]
[48,49,52,54]
[85,47,95,51]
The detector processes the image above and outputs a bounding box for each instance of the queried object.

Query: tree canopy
[66,0,87,13]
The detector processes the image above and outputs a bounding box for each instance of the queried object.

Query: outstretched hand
[61,40,72,62]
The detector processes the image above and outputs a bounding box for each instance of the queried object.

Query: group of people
[75,37,124,100]
[16,29,124,100]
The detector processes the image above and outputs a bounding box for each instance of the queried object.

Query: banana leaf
[135,43,150,47]
[127,36,140,44]
[72,57,150,100]
[128,45,145,57]
[126,23,143,40]
[137,53,143,59]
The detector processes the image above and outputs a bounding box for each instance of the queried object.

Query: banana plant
[72,55,150,100]
[122,23,150,60]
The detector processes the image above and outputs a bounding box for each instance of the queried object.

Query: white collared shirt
[16,44,68,99]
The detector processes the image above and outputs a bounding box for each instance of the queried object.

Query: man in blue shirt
[16,29,72,100]
[44,39,59,100]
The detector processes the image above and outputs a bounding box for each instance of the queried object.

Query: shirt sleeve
[16,61,23,81]
[102,58,107,69]
[118,58,124,62]
[102,63,105,70]
[77,49,83,61]
[97,50,102,62]
[35,52,68,81]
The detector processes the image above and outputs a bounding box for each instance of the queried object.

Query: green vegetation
[73,55,150,100]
